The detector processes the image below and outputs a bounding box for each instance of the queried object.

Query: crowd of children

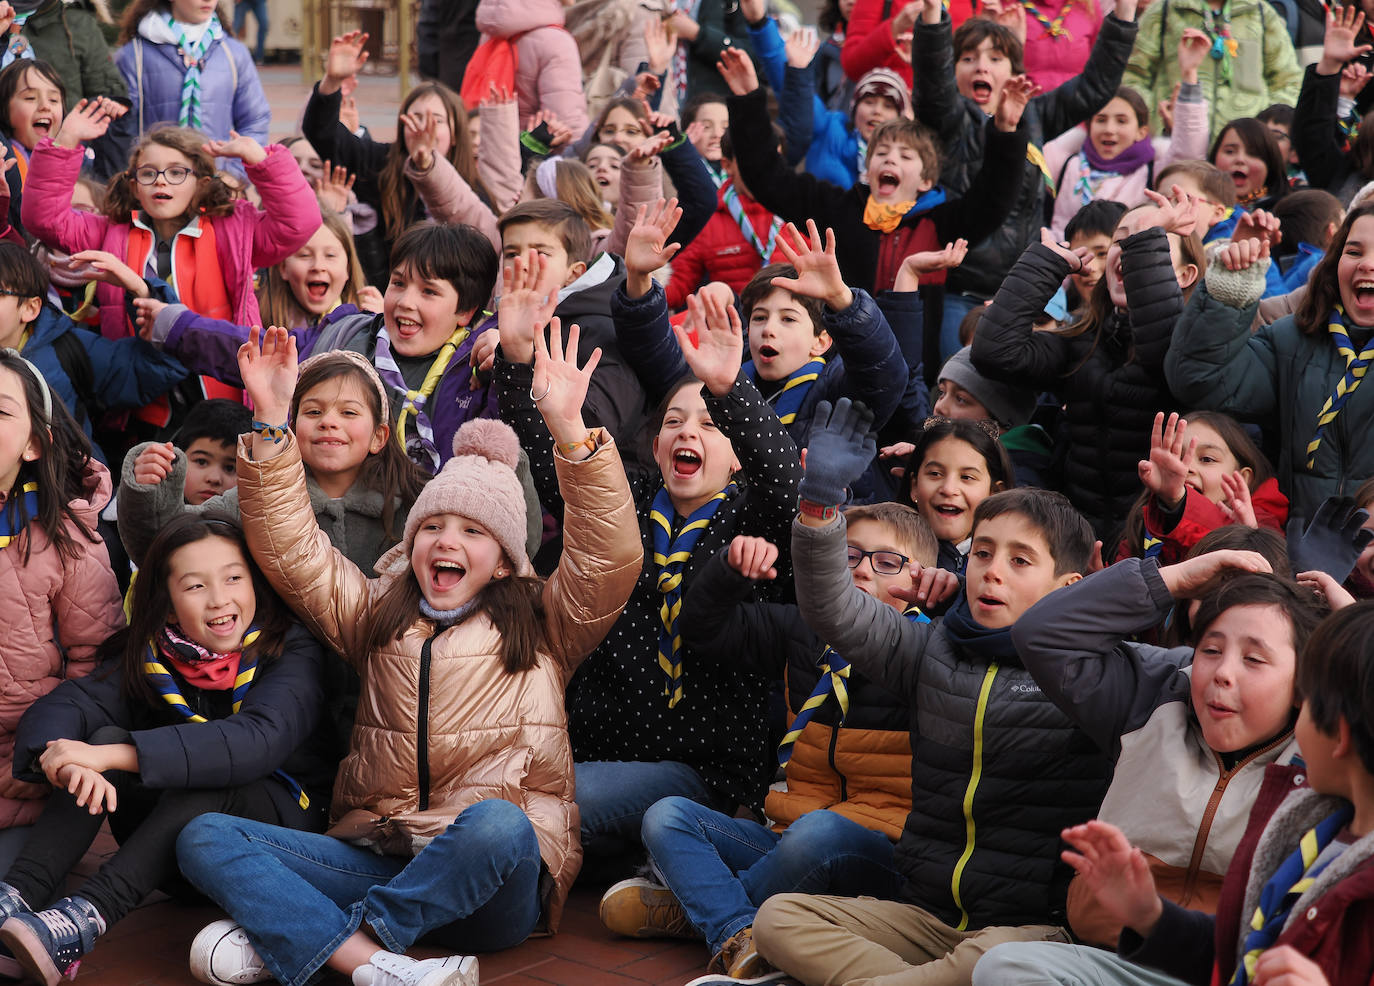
[0,0,1369,985]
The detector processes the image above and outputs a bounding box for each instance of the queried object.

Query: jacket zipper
[950,663,999,931]
[417,633,436,811]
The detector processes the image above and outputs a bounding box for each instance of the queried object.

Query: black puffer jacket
[915,10,1138,300]
[792,515,1113,930]
[971,229,1185,541]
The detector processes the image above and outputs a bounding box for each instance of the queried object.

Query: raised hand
[1176,27,1210,83]
[627,130,673,164]
[1157,548,1273,597]
[1039,226,1091,270]
[1340,61,1373,100]
[499,249,561,364]
[995,75,1039,132]
[0,2,14,35]
[527,109,572,150]
[1060,821,1161,935]
[480,82,515,108]
[727,536,780,580]
[624,199,683,283]
[668,8,701,41]
[238,325,299,426]
[673,289,744,396]
[1218,472,1258,527]
[132,441,177,486]
[772,220,853,310]
[356,285,384,314]
[322,30,370,92]
[402,112,441,169]
[314,160,356,212]
[1232,208,1282,251]
[1296,569,1358,612]
[1157,82,1180,133]
[889,559,961,608]
[203,131,267,166]
[1319,4,1371,76]
[1140,185,1198,237]
[1287,496,1374,582]
[644,14,675,73]
[468,327,500,379]
[1219,236,1270,272]
[891,0,922,36]
[981,0,1028,40]
[798,398,877,510]
[632,72,663,103]
[54,97,116,149]
[897,239,969,290]
[786,26,821,69]
[717,47,760,95]
[68,250,149,297]
[1137,411,1194,508]
[532,317,602,452]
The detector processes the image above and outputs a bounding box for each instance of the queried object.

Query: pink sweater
[1022,0,1103,92]
[22,140,320,340]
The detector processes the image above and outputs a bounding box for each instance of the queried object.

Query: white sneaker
[188,920,270,985]
[352,952,480,986]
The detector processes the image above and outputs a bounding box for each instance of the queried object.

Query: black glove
[1286,496,1374,583]
[798,398,877,507]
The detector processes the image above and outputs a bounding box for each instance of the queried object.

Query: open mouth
[974,594,1004,611]
[1354,279,1374,305]
[205,613,238,637]
[672,448,702,478]
[305,279,331,303]
[394,316,421,338]
[1230,169,1248,186]
[971,80,993,103]
[933,504,964,518]
[432,560,466,592]
[595,175,611,187]
[875,170,900,194]
[152,190,175,203]
[756,344,779,362]
[31,117,51,137]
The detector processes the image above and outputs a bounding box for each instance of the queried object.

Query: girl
[584,142,626,211]
[21,105,319,351]
[0,352,122,874]
[1016,0,1102,93]
[469,0,591,137]
[1211,116,1290,211]
[0,511,331,986]
[971,191,1206,540]
[113,0,270,158]
[1118,409,1288,563]
[1044,34,1212,238]
[173,323,640,986]
[304,33,489,287]
[1166,206,1374,521]
[591,96,652,153]
[0,58,66,239]
[898,418,1015,573]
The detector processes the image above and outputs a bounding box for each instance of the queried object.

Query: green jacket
[22,0,128,110]
[1124,0,1300,138]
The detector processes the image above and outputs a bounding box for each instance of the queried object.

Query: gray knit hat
[938,347,1036,429]
[852,68,914,122]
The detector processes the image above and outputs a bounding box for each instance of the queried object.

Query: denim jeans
[574,760,731,861]
[176,799,543,986]
[939,292,981,363]
[642,798,901,954]
[233,0,269,61]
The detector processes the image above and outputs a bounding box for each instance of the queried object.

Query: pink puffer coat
[475,0,590,139]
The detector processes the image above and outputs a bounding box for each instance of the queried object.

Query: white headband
[0,348,51,422]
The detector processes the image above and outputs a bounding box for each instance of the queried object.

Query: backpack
[460,36,522,110]
[50,325,99,428]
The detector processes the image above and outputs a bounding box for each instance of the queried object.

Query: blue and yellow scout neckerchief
[743,357,827,426]
[1306,307,1374,470]
[0,481,38,549]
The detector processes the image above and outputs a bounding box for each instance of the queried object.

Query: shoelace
[35,909,80,940]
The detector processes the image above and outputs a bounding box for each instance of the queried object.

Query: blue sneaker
[0,883,32,980]
[0,895,104,986]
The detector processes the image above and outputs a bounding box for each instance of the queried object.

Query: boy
[682,92,731,185]
[1156,160,1241,243]
[1032,601,1374,986]
[173,399,252,506]
[1268,188,1343,297]
[600,503,937,979]
[755,399,1114,986]
[912,0,1140,358]
[1063,200,1128,312]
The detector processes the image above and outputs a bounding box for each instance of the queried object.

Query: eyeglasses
[846,546,909,575]
[131,165,194,186]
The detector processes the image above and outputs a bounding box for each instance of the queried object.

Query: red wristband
[798,498,839,522]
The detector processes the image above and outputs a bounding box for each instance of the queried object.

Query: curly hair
[103,125,239,225]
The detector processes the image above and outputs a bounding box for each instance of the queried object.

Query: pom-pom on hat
[375,418,533,579]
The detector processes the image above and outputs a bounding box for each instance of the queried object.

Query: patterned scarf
[650,482,735,707]
[0,481,37,549]
[373,323,470,474]
[672,0,704,104]
[155,623,243,689]
[144,626,310,809]
[1205,2,1239,84]
[1230,805,1353,985]
[743,356,827,425]
[1074,136,1155,204]
[722,183,782,263]
[777,607,929,764]
[1021,0,1076,39]
[1306,307,1374,469]
[167,13,223,130]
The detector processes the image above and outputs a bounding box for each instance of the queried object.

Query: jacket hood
[475,0,568,39]
[555,252,624,326]
[71,457,113,524]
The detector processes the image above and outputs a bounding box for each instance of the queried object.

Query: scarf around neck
[941,594,1020,663]
[1082,134,1154,175]
[862,187,948,233]
[154,623,245,690]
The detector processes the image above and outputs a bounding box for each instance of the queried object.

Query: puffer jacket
[665,180,788,310]
[236,432,642,931]
[22,0,128,111]
[915,10,1138,301]
[971,230,1185,541]
[1164,258,1374,521]
[402,153,501,255]
[474,0,590,138]
[1014,557,1302,947]
[792,513,1113,930]
[1123,0,1301,138]
[0,460,124,828]
[682,546,912,840]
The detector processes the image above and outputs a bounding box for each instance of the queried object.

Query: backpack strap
[50,324,97,427]
[135,38,144,136]
[226,37,238,90]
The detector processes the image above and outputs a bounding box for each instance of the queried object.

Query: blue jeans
[233,0,269,60]
[574,760,731,860]
[176,799,542,986]
[642,799,901,954]
[940,292,981,363]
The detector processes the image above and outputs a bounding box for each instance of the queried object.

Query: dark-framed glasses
[846,546,909,575]
[132,165,194,186]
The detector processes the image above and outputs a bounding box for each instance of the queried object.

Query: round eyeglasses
[132,165,194,186]
[846,546,910,576]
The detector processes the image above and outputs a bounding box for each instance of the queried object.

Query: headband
[535,157,561,200]
[297,349,392,421]
[0,348,52,422]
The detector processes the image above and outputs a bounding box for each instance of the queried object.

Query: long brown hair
[121,512,290,706]
[289,356,427,544]
[118,0,234,44]
[258,211,364,329]
[379,83,487,244]
[1295,203,1374,335]
[528,158,614,231]
[104,125,238,225]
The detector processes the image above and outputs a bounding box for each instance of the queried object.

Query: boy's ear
[562,261,587,287]
[809,329,833,358]
[1057,571,1083,588]
[19,295,41,325]
[457,305,480,326]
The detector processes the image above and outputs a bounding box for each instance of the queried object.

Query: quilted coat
[474,0,590,139]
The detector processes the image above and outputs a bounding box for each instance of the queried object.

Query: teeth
[674,449,700,462]
[435,561,465,571]
[208,615,234,626]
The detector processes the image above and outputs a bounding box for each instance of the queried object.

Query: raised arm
[477,89,523,215]
[202,138,323,269]
[401,112,500,253]
[971,236,1079,387]
[1034,2,1140,140]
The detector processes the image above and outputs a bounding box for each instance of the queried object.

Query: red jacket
[840,0,979,87]
[664,180,787,311]
[1114,479,1290,565]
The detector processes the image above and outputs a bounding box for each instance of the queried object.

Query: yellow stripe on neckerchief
[650,482,735,707]
[1026,144,1055,194]
[1305,307,1374,469]
[742,357,827,426]
[0,482,38,549]
[373,324,471,473]
[144,629,310,810]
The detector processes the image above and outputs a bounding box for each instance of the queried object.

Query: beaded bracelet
[252,420,288,444]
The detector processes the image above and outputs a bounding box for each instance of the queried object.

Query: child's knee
[970,941,1056,986]
[174,812,240,868]
[451,799,539,859]
[752,892,811,951]
[640,795,699,848]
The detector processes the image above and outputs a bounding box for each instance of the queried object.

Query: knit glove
[1204,252,1270,309]
[1287,496,1374,583]
[798,398,876,508]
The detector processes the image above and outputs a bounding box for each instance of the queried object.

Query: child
[1291,6,1374,207]
[1046,601,1374,986]
[1122,0,1301,137]
[1120,410,1288,563]
[1211,116,1290,210]
[1064,199,1129,312]
[600,503,936,979]
[169,397,251,506]
[583,142,625,212]
[174,323,641,986]
[972,196,1205,540]
[1157,158,1242,243]
[0,510,331,986]
[0,58,65,237]
[1165,208,1374,521]
[911,0,1141,358]
[681,91,729,184]
[754,403,1113,986]
[467,0,590,138]
[1044,41,1211,239]
[929,346,1051,487]
[1268,188,1343,297]
[898,417,1015,572]
[972,548,1323,986]
[0,352,122,874]
[113,0,270,159]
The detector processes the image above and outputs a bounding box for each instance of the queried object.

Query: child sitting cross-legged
[599,502,941,980]
[972,545,1325,986]
[749,398,1115,986]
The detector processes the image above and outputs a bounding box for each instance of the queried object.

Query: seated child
[1039,600,1374,986]
[599,502,937,978]
[171,398,252,506]
[753,402,1114,986]
[971,547,1323,986]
